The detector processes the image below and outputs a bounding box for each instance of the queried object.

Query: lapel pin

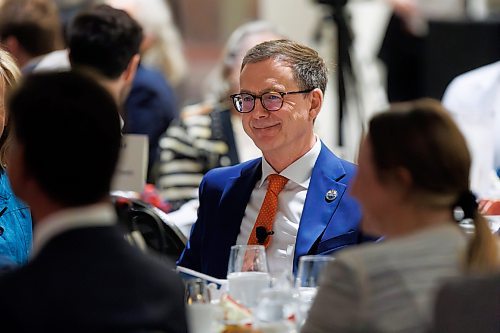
[325,189,338,202]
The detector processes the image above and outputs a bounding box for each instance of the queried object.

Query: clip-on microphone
[256,226,274,245]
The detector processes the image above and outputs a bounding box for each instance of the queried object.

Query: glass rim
[298,255,336,262]
[230,244,266,250]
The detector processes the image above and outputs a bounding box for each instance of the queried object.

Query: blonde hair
[0,48,20,88]
[0,48,21,167]
[466,214,500,273]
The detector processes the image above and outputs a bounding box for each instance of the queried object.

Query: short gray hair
[241,39,328,94]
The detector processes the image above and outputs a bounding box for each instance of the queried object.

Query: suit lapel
[294,143,347,265]
[217,159,262,248]
[211,147,348,274]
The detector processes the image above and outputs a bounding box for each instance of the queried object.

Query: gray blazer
[301,224,467,333]
[431,272,500,333]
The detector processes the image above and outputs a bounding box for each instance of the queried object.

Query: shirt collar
[32,202,117,259]
[259,135,321,188]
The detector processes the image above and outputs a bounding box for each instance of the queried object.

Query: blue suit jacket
[177,142,363,279]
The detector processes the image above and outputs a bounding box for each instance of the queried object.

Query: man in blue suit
[178,39,363,279]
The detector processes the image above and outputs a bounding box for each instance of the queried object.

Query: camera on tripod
[313,0,362,147]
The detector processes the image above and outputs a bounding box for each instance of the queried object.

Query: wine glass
[227,244,271,309]
[294,255,335,328]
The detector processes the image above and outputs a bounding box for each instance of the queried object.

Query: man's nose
[252,97,269,117]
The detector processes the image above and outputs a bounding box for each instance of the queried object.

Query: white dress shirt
[31,202,117,259]
[236,137,322,277]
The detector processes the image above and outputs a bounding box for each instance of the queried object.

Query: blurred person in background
[0,48,32,271]
[157,21,283,222]
[54,0,97,34]
[379,0,465,102]
[67,4,142,112]
[33,1,177,182]
[0,0,65,72]
[105,0,182,182]
[0,71,188,332]
[27,0,98,73]
[302,99,499,333]
[106,0,186,88]
[441,61,500,199]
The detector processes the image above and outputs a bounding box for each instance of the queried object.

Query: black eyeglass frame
[230,88,314,113]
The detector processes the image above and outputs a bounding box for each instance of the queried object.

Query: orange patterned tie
[248,174,288,248]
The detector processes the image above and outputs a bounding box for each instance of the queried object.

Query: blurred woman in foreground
[302,99,499,333]
[0,48,32,271]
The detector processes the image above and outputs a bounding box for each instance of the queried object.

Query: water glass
[294,255,335,327]
[227,244,271,309]
[295,255,335,289]
[254,288,298,333]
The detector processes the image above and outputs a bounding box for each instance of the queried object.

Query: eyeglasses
[230,89,314,113]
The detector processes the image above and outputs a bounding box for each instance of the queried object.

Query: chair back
[113,195,186,262]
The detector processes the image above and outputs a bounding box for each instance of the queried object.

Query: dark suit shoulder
[0,226,188,333]
[132,65,174,94]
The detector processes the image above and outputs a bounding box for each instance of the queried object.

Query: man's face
[240,58,317,163]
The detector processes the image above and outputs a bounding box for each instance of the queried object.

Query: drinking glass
[185,279,218,333]
[254,288,298,333]
[185,278,211,305]
[294,255,336,328]
[227,244,271,309]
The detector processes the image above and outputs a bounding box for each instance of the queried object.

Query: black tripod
[316,0,364,147]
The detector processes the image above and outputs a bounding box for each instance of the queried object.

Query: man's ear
[393,166,414,201]
[309,88,323,121]
[122,54,140,85]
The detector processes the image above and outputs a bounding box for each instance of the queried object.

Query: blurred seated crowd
[0,0,498,332]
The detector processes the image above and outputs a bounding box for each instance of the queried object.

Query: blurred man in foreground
[0,71,187,332]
